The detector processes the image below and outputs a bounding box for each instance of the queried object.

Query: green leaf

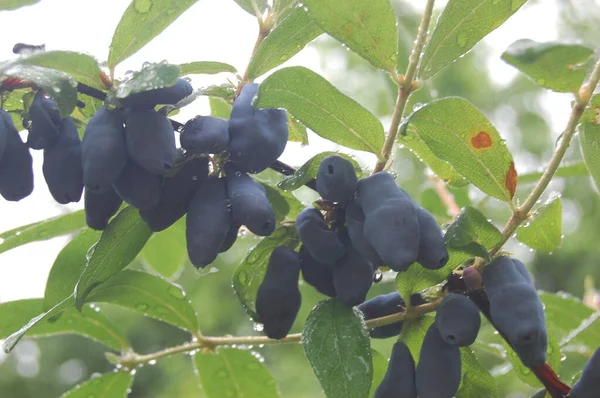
[288,116,309,145]
[302,298,372,398]
[504,326,561,388]
[232,225,300,320]
[107,0,197,70]
[0,299,129,352]
[178,61,237,76]
[444,206,503,260]
[519,163,588,184]
[516,196,562,252]
[209,97,232,119]
[0,0,39,10]
[75,207,152,310]
[140,218,187,278]
[1,63,78,117]
[302,0,397,72]
[198,84,236,101]
[0,210,86,256]
[401,97,517,202]
[420,0,528,79]
[193,348,280,398]
[233,0,268,17]
[22,50,105,91]
[3,295,73,352]
[44,229,101,310]
[259,182,303,222]
[456,347,499,398]
[85,270,199,334]
[501,39,593,93]
[257,66,385,156]
[59,372,134,398]
[278,151,362,191]
[541,292,600,350]
[369,349,387,398]
[580,95,600,193]
[114,62,180,99]
[399,132,468,187]
[247,7,322,80]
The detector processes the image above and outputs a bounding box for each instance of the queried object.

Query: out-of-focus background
[0,0,599,397]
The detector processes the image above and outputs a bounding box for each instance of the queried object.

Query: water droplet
[168,285,185,299]
[134,0,152,14]
[238,272,248,284]
[52,86,62,93]
[253,322,264,332]
[148,359,157,366]
[135,303,149,311]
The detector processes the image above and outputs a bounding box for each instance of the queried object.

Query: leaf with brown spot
[505,162,518,199]
[400,97,516,202]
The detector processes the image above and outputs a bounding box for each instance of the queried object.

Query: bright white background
[0,0,568,302]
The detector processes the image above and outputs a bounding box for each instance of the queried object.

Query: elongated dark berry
[180,115,229,154]
[113,159,163,210]
[363,197,419,272]
[570,347,600,398]
[299,245,336,297]
[26,91,60,150]
[296,207,346,264]
[435,293,481,346]
[0,111,33,201]
[374,341,417,398]
[120,78,193,109]
[228,83,288,173]
[358,292,404,338]
[84,187,123,230]
[186,177,232,268]
[345,199,383,267]
[225,163,276,236]
[416,322,461,398]
[82,106,127,193]
[255,246,301,339]
[42,117,84,204]
[125,109,176,175]
[415,206,448,269]
[140,157,208,232]
[316,155,358,204]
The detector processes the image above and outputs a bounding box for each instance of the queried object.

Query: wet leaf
[108,0,197,70]
[420,0,529,79]
[401,97,516,202]
[302,298,372,398]
[502,39,593,93]
[302,0,397,72]
[194,348,280,398]
[247,7,322,80]
[516,196,562,252]
[75,207,152,310]
[258,67,384,157]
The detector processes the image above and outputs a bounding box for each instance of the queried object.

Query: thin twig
[428,173,461,217]
[372,0,436,173]
[116,300,443,368]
